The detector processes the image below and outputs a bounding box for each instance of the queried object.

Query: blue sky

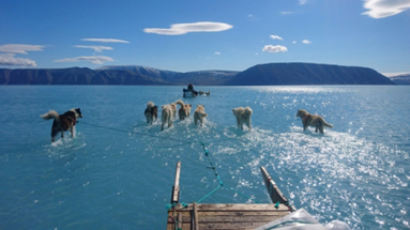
[0,0,409,75]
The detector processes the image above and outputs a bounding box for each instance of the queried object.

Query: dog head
[232,107,242,116]
[70,108,83,118]
[244,107,253,116]
[296,109,308,118]
[74,108,83,118]
[152,105,158,114]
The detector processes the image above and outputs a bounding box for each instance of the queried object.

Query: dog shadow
[291,126,328,138]
[226,126,252,137]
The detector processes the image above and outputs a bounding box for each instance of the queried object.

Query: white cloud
[362,0,410,18]
[0,53,37,67]
[55,56,114,65]
[144,21,233,35]
[299,0,307,5]
[292,40,297,44]
[81,38,129,44]
[74,45,113,52]
[262,45,288,53]
[302,39,311,44]
[0,44,44,54]
[214,51,221,55]
[270,34,283,40]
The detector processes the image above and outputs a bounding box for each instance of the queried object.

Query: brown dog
[176,99,192,121]
[41,108,82,142]
[296,109,332,134]
[194,105,207,126]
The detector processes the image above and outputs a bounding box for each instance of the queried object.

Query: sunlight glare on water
[0,85,409,229]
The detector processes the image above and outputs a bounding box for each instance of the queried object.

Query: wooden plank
[172,210,289,217]
[181,215,285,223]
[171,161,181,204]
[169,218,274,230]
[260,167,295,211]
[184,203,290,211]
[167,204,291,230]
[167,214,178,230]
[192,203,199,230]
[177,212,183,229]
[198,221,270,230]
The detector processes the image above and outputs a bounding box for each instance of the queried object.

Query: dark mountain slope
[227,63,393,85]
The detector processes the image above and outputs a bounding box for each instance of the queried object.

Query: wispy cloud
[299,0,307,5]
[144,21,233,35]
[280,11,294,15]
[362,0,410,18]
[292,40,297,44]
[302,39,311,44]
[214,51,221,56]
[0,44,44,54]
[270,34,283,40]
[262,45,288,53]
[81,38,130,44]
[0,44,44,67]
[0,53,37,67]
[55,56,114,65]
[74,45,113,52]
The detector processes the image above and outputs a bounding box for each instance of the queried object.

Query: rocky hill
[227,63,393,85]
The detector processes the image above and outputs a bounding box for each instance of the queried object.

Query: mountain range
[388,73,410,85]
[0,63,394,85]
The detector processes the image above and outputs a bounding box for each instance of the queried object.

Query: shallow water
[0,85,409,229]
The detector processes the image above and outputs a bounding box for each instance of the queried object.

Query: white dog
[167,102,177,120]
[161,104,174,130]
[176,99,192,121]
[194,104,207,126]
[232,106,253,130]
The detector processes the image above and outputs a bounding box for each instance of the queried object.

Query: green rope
[81,122,225,205]
[195,142,224,203]
[80,120,193,144]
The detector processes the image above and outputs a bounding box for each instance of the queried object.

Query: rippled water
[0,85,409,229]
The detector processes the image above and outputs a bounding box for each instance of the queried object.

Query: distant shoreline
[0,62,396,85]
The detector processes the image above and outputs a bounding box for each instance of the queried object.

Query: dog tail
[41,110,59,120]
[147,101,155,108]
[323,121,333,128]
[175,99,184,107]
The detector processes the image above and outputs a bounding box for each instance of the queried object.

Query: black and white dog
[41,108,82,142]
[144,101,158,125]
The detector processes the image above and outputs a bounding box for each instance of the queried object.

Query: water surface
[0,85,409,229]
